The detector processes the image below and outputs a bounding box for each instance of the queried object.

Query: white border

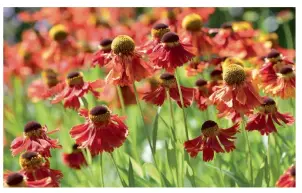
[1,0,300,192]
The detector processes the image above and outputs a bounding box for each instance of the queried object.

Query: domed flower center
[151,23,170,39]
[89,105,111,124]
[290,165,296,178]
[182,13,203,32]
[258,98,277,114]
[5,173,26,187]
[111,35,135,55]
[24,121,42,137]
[19,152,43,171]
[99,38,112,51]
[66,71,84,87]
[72,144,81,153]
[210,69,223,81]
[163,9,176,20]
[161,32,180,47]
[232,21,253,32]
[49,24,68,42]
[160,73,177,88]
[279,66,294,78]
[41,69,59,88]
[201,120,220,137]
[195,79,207,90]
[266,49,282,63]
[223,64,246,85]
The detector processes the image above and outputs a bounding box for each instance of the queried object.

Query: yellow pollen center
[160,78,177,88]
[19,155,43,171]
[151,28,170,39]
[223,64,246,85]
[182,13,203,32]
[24,129,42,138]
[258,104,277,114]
[89,112,111,124]
[41,70,59,88]
[67,73,84,87]
[111,35,135,55]
[202,125,220,137]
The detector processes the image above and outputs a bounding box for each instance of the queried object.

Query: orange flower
[276,165,295,187]
[104,35,153,86]
[142,73,194,108]
[209,58,262,114]
[184,120,239,162]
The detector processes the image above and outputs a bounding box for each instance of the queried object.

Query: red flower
[104,35,153,86]
[177,8,215,25]
[91,38,113,68]
[246,98,294,135]
[184,120,239,162]
[69,105,128,156]
[276,165,295,187]
[27,69,60,102]
[138,23,170,54]
[181,13,215,56]
[150,32,195,73]
[209,58,262,114]
[4,172,53,187]
[194,79,211,111]
[62,144,87,169]
[19,151,63,187]
[142,73,194,108]
[50,71,104,110]
[10,121,61,158]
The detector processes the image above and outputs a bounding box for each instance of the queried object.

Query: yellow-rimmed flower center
[210,69,223,81]
[232,21,253,32]
[19,152,43,171]
[111,35,135,55]
[24,121,43,138]
[223,64,246,85]
[278,66,295,78]
[66,72,84,87]
[98,38,112,51]
[151,23,170,39]
[89,106,111,124]
[201,120,220,137]
[163,9,177,21]
[49,24,68,42]
[258,98,277,114]
[41,69,59,88]
[160,73,177,88]
[5,173,26,187]
[161,32,180,48]
[195,79,208,91]
[265,50,282,63]
[182,13,203,32]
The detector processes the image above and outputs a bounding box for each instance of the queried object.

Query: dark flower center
[49,25,68,42]
[210,69,223,80]
[161,32,179,43]
[21,151,39,160]
[195,79,207,87]
[262,98,276,106]
[290,165,296,177]
[66,71,84,87]
[6,173,24,186]
[20,151,43,170]
[41,69,58,88]
[221,22,233,29]
[279,66,293,75]
[267,49,280,59]
[72,144,79,150]
[89,105,110,124]
[24,121,42,133]
[100,38,112,50]
[259,97,277,114]
[160,73,176,88]
[160,73,175,80]
[201,120,219,137]
[151,23,170,39]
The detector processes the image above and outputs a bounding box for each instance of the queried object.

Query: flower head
[69,105,128,156]
[276,165,295,187]
[62,144,87,169]
[19,151,63,187]
[246,97,294,135]
[150,32,195,72]
[10,121,61,157]
[184,120,239,161]
[92,38,113,68]
[194,79,210,111]
[104,35,153,86]
[142,73,194,108]
[3,172,53,187]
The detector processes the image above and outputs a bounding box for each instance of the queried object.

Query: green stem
[110,153,126,187]
[100,154,105,187]
[175,68,189,140]
[283,22,294,49]
[266,135,270,187]
[241,116,254,186]
[166,89,177,141]
[116,86,126,115]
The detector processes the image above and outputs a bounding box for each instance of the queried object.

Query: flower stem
[100,154,105,187]
[175,68,189,140]
[283,22,294,49]
[241,115,254,186]
[110,153,126,187]
[166,89,177,141]
[266,135,271,187]
[116,86,126,115]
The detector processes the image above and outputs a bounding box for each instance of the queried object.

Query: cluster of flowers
[4,8,295,187]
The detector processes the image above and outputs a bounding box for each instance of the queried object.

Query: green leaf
[128,158,135,187]
[143,163,162,186]
[152,107,161,155]
[129,157,144,178]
